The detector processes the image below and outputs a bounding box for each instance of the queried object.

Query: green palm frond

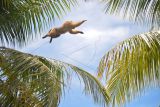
[0,0,78,47]
[0,47,109,107]
[0,47,64,106]
[98,31,160,106]
[102,0,160,29]
[70,66,110,106]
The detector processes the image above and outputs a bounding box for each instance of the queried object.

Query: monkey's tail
[42,35,48,39]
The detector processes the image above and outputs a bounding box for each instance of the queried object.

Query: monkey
[42,20,87,43]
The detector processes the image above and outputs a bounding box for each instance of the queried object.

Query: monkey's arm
[71,20,87,28]
[62,20,87,30]
[69,29,84,34]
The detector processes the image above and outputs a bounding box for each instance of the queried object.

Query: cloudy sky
[21,1,160,107]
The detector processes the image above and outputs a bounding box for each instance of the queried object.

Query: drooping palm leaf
[0,0,78,47]
[0,47,65,106]
[0,47,109,107]
[98,31,160,106]
[102,0,160,29]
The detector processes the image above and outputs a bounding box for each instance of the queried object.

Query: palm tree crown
[98,0,160,106]
[0,47,109,107]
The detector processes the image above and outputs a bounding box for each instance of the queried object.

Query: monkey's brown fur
[42,20,87,43]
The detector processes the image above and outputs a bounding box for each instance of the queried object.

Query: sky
[21,1,160,107]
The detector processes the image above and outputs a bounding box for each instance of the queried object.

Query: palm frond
[0,47,64,106]
[98,31,160,106]
[0,47,109,107]
[0,0,78,47]
[102,0,160,29]
[70,66,110,106]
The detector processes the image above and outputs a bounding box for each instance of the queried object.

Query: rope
[63,43,91,55]
[27,35,101,72]
[60,53,97,71]
[30,41,48,53]
[59,38,91,55]
[61,36,101,56]
[86,35,101,65]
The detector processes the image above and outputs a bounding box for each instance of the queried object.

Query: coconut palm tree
[98,31,160,106]
[98,0,160,106]
[0,47,110,106]
[0,0,110,106]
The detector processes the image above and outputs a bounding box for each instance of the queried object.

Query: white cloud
[23,0,143,73]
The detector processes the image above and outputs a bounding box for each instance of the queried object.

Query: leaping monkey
[42,20,87,43]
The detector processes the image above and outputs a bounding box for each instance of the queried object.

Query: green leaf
[0,47,109,107]
[102,0,160,29]
[0,0,78,47]
[98,31,160,106]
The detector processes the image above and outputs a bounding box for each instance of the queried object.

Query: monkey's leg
[72,20,87,28]
[49,35,61,43]
[49,37,53,43]
[69,29,84,34]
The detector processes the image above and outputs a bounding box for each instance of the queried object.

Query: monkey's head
[46,28,58,37]
[42,28,61,40]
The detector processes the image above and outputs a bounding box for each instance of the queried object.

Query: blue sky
[21,1,160,107]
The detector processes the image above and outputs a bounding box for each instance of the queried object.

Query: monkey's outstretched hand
[42,20,87,43]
